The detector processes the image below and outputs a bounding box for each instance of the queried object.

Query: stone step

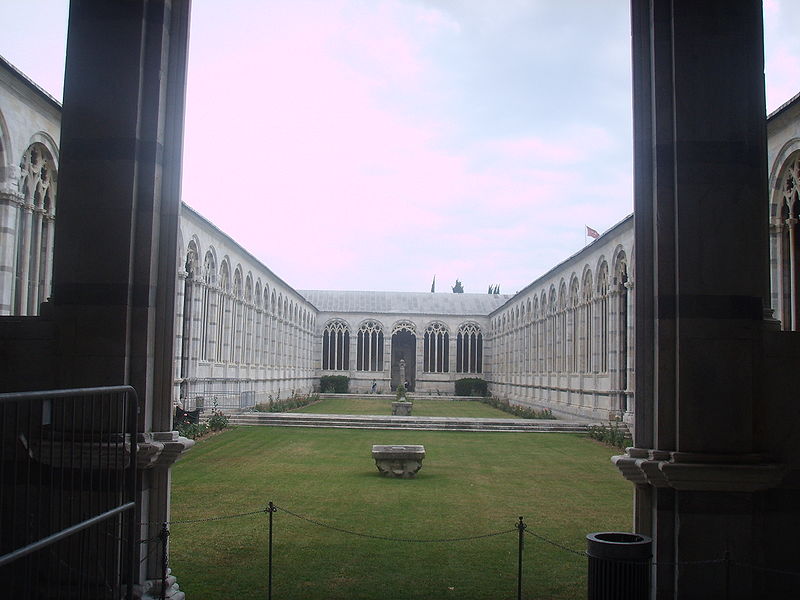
[226,412,592,433]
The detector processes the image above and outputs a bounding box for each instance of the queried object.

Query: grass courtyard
[170,426,630,600]
[291,395,520,418]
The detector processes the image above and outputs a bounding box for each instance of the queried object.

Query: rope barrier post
[159,522,169,600]
[268,502,277,600]
[516,516,526,600]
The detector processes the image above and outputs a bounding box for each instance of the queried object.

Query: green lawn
[292,396,519,418]
[170,427,631,600]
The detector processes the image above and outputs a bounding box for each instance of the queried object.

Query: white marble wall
[0,60,61,315]
[313,310,492,394]
[487,216,634,421]
[175,205,317,408]
[766,94,800,330]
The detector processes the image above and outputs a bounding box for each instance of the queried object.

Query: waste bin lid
[586,532,653,561]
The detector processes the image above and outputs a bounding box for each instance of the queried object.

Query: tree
[452,279,464,293]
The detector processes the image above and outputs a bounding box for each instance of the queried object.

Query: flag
[431,275,436,293]
[586,225,600,240]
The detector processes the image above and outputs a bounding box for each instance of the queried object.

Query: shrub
[474,395,557,419]
[176,421,209,440]
[207,409,229,431]
[454,378,488,397]
[395,383,407,401]
[319,375,349,394]
[588,422,633,449]
[254,392,320,413]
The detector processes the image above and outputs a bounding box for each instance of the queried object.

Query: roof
[0,54,62,112]
[299,290,513,316]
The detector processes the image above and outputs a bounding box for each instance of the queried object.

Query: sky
[2,1,799,294]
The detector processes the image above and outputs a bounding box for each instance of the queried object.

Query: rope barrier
[140,507,269,526]
[131,501,800,580]
[274,504,516,543]
[523,528,586,557]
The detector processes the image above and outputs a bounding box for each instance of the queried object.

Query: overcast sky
[2,1,799,294]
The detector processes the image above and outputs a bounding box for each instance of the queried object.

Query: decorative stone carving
[136,432,194,470]
[612,448,785,492]
[371,444,425,478]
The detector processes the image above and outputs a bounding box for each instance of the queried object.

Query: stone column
[0,190,22,314]
[51,1,193,597]
[785,216,797,330]
[615,2,784,598]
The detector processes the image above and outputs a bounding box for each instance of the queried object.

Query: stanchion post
[517,516,526,600]
[160,522,169,600]
[268,502,277,600]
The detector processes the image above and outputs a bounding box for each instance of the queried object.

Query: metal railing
[0,386,139,599]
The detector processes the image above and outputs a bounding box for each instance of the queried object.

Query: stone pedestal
[391,401,413,416]
[371,444,425,478]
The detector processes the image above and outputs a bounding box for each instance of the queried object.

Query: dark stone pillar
[616,2,786,599]
[52,1,193,596]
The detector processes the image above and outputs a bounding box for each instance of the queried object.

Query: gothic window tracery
[456,322,482,373]
[201,251,215,360]
[322,320,350,370]
[15,142,57,315]
[231,268,243,363]
[216,261,230,362]
[779,154,800,329]
[568,278,580,373]
[597,263,609,372]
[357,320,384,371]
[423,322,449,373]
[581,270,593,373]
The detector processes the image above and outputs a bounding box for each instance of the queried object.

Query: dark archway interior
[390,330,416,391]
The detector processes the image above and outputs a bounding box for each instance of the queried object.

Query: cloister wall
[0,57,61,315]
[304,290,509,394]
[488,216,634,421]
[3,55,798,425]
[176,205,317,407]
[767,92,800,330]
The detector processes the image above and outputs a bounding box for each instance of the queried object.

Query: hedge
[454,377,488,397]
[319,375,350,393]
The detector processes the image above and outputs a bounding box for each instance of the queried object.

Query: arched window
[216,261,230,362]
[15,142,57,315]
[423,322,449,373]
[615,255,630,400]
[231,268,243,363]
[244,275,253,364]
[568,278,580,372]
[531,297,540,373]
[254,281,262,365]
[557,282,567,372]
[778,154,800,329]
[322,320,350,370]
[200,251,215,360]
[597,262,609,373]
[357,320,384,371]
[547,287,557,372]
[581,270,594,373]
[456,322,483,373]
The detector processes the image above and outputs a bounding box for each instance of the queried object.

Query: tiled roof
[299,290,512,316]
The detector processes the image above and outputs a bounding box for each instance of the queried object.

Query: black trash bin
[586,531,652,600]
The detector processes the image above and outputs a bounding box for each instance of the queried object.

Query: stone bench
[371,444,426,478]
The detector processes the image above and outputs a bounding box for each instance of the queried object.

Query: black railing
[0,386,139,600]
